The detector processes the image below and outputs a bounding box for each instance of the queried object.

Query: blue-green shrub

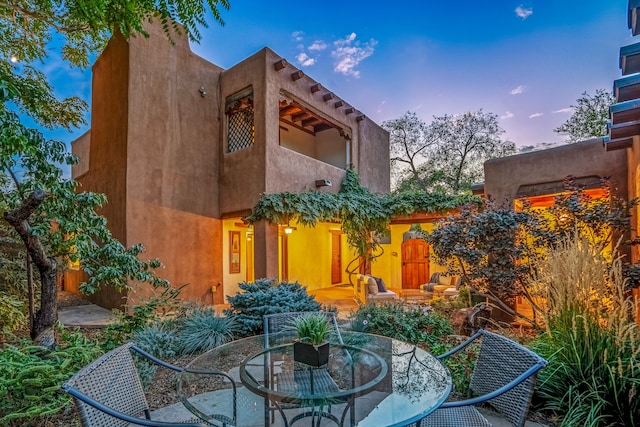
[175,306,237,354]
[224,279,321,335]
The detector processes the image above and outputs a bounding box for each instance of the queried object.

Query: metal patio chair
[62,342,236,427]
[419,329,547,427]
[263,312,343,425]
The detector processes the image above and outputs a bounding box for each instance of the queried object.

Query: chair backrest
[63,342,149,427]
[469,330,545,427]
[263,311,343,346]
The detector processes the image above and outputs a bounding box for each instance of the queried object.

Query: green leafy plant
[102,285,183,350]
[349,302,452,347]
[0,326,103,426]
[288,312,332,346]
[248,169,478,274]
[224,279,322,336]
[0,294,27,335]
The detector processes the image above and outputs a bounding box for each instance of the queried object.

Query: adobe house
[65,22,390,309]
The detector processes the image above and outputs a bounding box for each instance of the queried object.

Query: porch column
[253,220,279,280]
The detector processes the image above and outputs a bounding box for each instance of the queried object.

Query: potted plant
[289,312,332,367]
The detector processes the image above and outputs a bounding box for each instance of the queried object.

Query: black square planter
[293,342,330,367]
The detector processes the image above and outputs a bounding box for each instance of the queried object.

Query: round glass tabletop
[178,331,451,427]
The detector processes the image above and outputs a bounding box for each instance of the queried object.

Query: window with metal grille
[226,87,254,153]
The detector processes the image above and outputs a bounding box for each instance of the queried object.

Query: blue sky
[49,1,633,149]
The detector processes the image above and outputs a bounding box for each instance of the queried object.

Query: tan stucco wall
[357,118,391,194]
[73,33,130,309]
[124,23,224,305]
[484,138,628,206]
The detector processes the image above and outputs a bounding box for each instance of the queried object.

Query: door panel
[401,239,430,289]
[331,233,342,284]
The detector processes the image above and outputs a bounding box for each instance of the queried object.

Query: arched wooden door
[401,239,430,289]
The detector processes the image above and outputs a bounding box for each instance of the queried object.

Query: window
[226,87,254,153]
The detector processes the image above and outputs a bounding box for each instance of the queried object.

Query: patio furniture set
[62,312,547,427]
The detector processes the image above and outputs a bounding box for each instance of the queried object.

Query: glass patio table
[178,331,452,427]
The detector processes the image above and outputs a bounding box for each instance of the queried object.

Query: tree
[554,89,614,143]
[382,112,436,190]
[427,110,515,193]
[386,110,515,194]
[1,0,230,346]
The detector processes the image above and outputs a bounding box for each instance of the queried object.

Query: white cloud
[501,111,514,119]
[291,31,304,42]
[529,112,544,118]
[332,33,377,78]
[377,100,386,113]
[510,85,527,95]
[308,41,327,51]
[296,52,316,67]
[553,107,573,114]
[515,5,533,19]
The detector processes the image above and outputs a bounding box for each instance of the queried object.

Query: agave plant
[288,313,332,346]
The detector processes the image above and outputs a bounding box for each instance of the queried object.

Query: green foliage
[0,294,27,334]
[0,326,103,425]
[102,285,183,350]
[349,302,452,346]
[131,323,180,389]
[174,306,237,354]
[554,89,614,143]
[224,278,322,336]
[248,169,478,266]
[529,236,640,426]
[384,110,515,193]
[1,80,170,342]
[287,312,332,345]
[430,338,479,394]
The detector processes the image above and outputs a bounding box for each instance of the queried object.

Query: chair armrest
[62,385,206,427]
[438,360,546,409]
[130,345,185,372]
[132,345,238,425]
[435,330,483,360]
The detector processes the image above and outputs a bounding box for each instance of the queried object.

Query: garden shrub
[529,236,640,427]
[131,323,180,389]
[0,293,26,335]
[224,278,321,335]
[0,326,103,426]
[102,285,183,350]
[174,306,237,354]
[349,302,452,347]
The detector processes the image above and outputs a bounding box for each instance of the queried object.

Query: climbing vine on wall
[247,169,479,265]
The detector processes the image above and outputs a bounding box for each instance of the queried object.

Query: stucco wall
[73,33,130,309]
[122,23,225,304]
[484,138,628,206]
[219,50,267,215]
[357,118,391,194]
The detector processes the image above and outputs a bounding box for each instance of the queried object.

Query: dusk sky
[50,1,634,149]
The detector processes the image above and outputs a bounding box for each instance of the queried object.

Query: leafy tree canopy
[0,0,230,345]
[385,110,515,194]
[554,89,614,143]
